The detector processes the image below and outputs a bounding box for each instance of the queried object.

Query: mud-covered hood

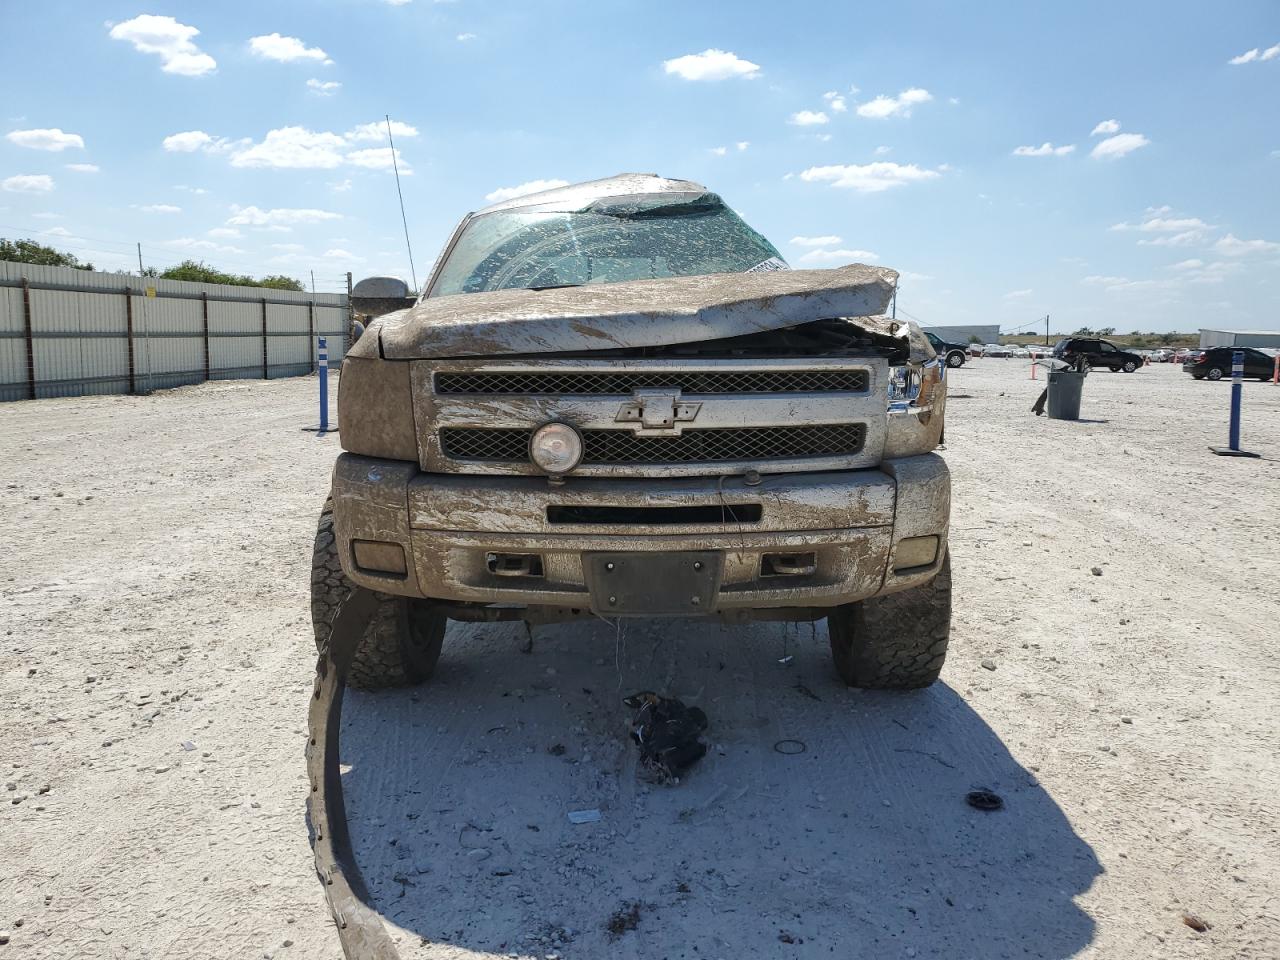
[371,263,902,360]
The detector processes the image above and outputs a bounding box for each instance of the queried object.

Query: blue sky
[2,0,1277,332]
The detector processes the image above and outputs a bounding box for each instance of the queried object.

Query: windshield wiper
[527,282,585,291]
[585,194,724,221]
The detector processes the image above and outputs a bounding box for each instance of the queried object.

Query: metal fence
[0,260,350,402]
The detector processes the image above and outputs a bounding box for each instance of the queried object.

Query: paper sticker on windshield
[746,257,790,272]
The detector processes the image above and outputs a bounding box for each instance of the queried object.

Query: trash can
[1046,370,1084,420]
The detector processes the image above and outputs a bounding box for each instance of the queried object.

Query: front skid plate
[583,550,722,615]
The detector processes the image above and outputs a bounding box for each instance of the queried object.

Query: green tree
[0,237,95,270]
[967,335,982,344]
[1098,326,1116,336]
[159,260,303,291]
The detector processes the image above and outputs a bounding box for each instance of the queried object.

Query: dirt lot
[2,360,1278,959]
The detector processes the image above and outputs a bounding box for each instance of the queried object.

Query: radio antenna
[385,114,418,291]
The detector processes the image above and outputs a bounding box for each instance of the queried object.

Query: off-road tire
[827,551,951,689]
[311,500,445,690]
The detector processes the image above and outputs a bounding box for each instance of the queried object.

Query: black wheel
[311,499,445,690]
[1122,361,1137,373]
[828,551,951,689]
[1206,367,1225,381]
[946,351,965,368]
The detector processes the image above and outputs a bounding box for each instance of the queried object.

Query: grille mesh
[435,369,867,395]
[440,424,866,465]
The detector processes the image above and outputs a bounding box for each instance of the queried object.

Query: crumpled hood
[371,263,902,359]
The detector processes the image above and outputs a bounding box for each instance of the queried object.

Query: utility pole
[137,242,144,274]
[1045,314,1050,346]
[346,271,354,352]
[891,284,898,319]
[311,270,316,296]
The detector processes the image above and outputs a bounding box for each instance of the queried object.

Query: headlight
[887,366,923,409]
[530,422,583,474]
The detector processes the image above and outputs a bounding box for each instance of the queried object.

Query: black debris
[623,692,708,785]
[606,901,643,937]
[966,789,1004,811]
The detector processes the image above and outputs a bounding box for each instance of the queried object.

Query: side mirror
[351,276,416,317]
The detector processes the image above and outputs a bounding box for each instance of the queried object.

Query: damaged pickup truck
[313,173,950,691]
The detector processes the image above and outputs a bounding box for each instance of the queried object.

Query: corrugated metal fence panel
[267,303,312,378]
[0,287,27,401]
[1,259,349,400]
[208,300,267,380]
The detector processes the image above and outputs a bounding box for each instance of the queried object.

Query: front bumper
[330,453,949,616]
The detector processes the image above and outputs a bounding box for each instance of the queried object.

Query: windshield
[428,191,786,297]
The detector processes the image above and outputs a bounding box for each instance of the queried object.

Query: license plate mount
[584,551,722,615]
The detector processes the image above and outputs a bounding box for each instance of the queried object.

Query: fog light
[530,422,583,474]
[352,539,407,576]
[894,535,939,572]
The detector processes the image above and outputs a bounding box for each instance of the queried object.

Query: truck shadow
[336,618,1100,959]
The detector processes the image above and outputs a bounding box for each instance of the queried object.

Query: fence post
[124,286,137,395]
[201,291,210,382]
[319,337,329,432]
[21,277,35,400]
[261,296,269,380]
[308,300,316,373]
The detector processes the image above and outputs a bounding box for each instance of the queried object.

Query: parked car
[923,332,968,368]
[983,343,1013,358]
[1183,347,1278,381]
[967,342,984,357]
[1052,337,1143,373]
[1026,344,1051,359]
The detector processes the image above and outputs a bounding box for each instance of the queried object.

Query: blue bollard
[1211,349,1259,457]
[318,337,329,433]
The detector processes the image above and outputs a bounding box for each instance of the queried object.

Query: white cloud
[1003,288,1033,299]
[855,88,932,119]
[329,178,354,192]
[65,163,99,173]
[790,235,842,247]
[1229,43,1279,65]
[708,146,727,156]
[322,248,365,261]
[169,237,245,255]
[138,204,182,214]
[1081,274,1162,292]
[1090,133,1149,160]
[41,226,74,237]
[385,0,412,5]
[1091,119,1121,136]
[797,248,879,263]
[822,91,848,113]
[789,110,829,126]
[799,162,942,193]
[1168,259,1204,271]
[1012,142,1075,157]
[207,227,241,239]
[249,33,333,65]
[1214,233,1280,256]
[2,174,54,193]
[307,78,342,96]
[174,184,207,194]
[457,32,476,41]
[1110,210,1214,248]
[271,242,305,253]
[662,49,760,81]
[6,128,84,151]
[31,212,63,220]
[227,205,342,226]
[108,15,216,76]
[230,127,348,169]
[735,141,749,151]
[1138,231,1205,248]
[874,145,891,156]
[163,130,214,152]
[347,120,419,142]
[484,179,570,203]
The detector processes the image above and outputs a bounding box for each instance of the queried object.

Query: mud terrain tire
[828,551,951,689]
[311,500,445,690]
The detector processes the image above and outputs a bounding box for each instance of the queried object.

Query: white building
[1199,328,1280,349]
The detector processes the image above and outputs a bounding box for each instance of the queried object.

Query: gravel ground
[1,361,1278,959]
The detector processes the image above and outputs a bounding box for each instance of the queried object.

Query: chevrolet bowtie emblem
[615,388,701,435]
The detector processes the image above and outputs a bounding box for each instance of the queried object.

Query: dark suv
[924,332,968,368]
[1184,346,1277,381]
[1052,337,1143,373]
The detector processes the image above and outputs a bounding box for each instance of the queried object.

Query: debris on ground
[566,809,601,825]
[965,789,1004,811]
[1091,567,1104,577]
[606,902,643,938]
[1182,912,1211,933]
[981,659,997,671]
[623,692,708,784]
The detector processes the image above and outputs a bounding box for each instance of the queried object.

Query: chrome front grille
[435,369,867,395]
[441,424,867,465]
[413,356,889,478]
